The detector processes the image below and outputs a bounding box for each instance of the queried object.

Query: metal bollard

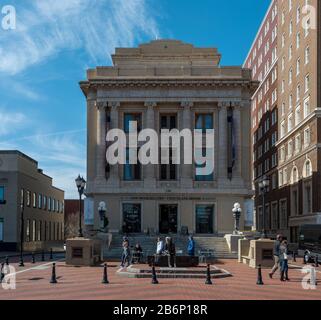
[205,264,213,285]
[256,264,264,285]
[151,264,159,284]
[102,263,109,284]
[50,263,57,284]
[31,252,35,264]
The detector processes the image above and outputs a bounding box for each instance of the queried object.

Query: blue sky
[0,0,270,198]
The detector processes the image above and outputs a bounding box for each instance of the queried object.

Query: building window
[32,220,36,242]
[38,194,42,209]
[279,170,284,187]
[291,167,299,184]
[271,202,279,230]
[272,153,278,168]
[26,191,31,207]
[304,127,311,148]
[32,193,36,208]
[303,159,312,178]
[160,114,177,130]
[287,140,293,158]
[122,203,141,233]
[43,196,47,210]
[272,173,277,190]
[303,97,310,118]
[195,147,214,181]
[305,46,310,64]
[38,221,42,241]
[279,200,287,229]
[124,113,142,133]
[305,74,310,93]
[48,197,51,211]
[288,113,293,132]
[0,186,4,204]
[304,183,312,213]
[296,85,301,102]
[52,198,55,212]
[281,121,286,138]
[195,114,213,133]
[124,148,141,181]
[292,189,298,216]
[296,33,300,49]
[296,58,300,75]
[26,220,30,242]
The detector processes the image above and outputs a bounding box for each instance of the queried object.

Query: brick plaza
[0,258,320,300]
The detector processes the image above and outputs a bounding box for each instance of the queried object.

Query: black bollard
[256,265,264,285]
[50,263,57,284]
[151,265,159,284]
[293,252,296,262]
[41,250,45,262]
[31,252,35,264]
[0,262,4,282]
[5,256,9,266]
[50,248,53,260]
[205,264,213,285]
[315,255,319,268]
[102,263,109,284]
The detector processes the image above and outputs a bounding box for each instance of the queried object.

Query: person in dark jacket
[164,237,176,268]
[187,236,195,256]
[269,234,282,278]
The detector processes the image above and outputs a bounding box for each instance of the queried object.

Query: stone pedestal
[225,234,243,253]
[66,238,101,266]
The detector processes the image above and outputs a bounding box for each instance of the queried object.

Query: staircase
[104,234,237,260]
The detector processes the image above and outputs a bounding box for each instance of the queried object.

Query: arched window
[291,166,299,184]
[303,159,312,178]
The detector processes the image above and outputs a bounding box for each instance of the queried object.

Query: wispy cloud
[0,0,160,75]
[0,109,27,136]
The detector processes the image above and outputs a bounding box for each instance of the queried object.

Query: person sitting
[187,235,195,256]
[164,237,176,268]
[133,243,143,264]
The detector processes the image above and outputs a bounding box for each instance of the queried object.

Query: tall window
[305,46,310,64]
[304,127,311,147]
[124,148,141,181]
[272,203,279,230]
[26,220,30,242]
[160,114,177,130]
[279,200,287,229]
[304,97,310,118]
[32,220,36,242]
[122,203,141,233]
[195,114,213,133]
[38,221,42,241]
[0,186,4,204]
[26,191,31,207]
[305,74,310,92]
[38,194,42,209]
[32,193,36,208]
[304,183,312,213]
[124,113,142,133]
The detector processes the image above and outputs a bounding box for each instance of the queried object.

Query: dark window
[196,205,214,234]
[124,113,142,133]
[26,191,31,207]
[160,114,177,130]
[38,194,42,209]
[160,148,176,180]
[124,148,141,181]
[26,219,30,242]
[0,186,5,204]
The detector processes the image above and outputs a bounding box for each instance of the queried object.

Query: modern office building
[80,40,258,236]
[244,0,321,241]
[0,151,65,251]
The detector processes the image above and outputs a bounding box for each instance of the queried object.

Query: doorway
[159,204,178,234]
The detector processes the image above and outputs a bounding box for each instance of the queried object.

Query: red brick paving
[0,259,320,300]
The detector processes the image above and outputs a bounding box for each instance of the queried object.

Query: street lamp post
[75,175,86,238]
[232,203,242,235]
[19,190,24,267]
[259,176,270,239]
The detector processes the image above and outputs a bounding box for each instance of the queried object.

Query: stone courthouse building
[80,40,258,235]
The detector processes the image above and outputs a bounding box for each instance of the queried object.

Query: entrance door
[196,204,214,234]
[159,205,178,234]
[123,203,141,233]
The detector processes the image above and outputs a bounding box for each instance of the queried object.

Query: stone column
[144,102,157,188]
[232,102,242,179]
[217,102,228,183]
[180,101,193,188]
[107,102,120,187]
[95,101,107,183]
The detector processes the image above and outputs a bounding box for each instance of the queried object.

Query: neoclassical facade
[80,40,258,235]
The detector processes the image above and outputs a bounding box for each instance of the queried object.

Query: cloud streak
[0,0,160,74]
